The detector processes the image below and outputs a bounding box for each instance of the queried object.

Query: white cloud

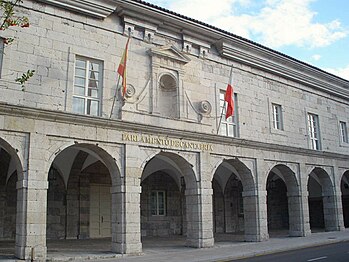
[152,0,348,49]
[166,0,234,22]
[312,54,321,61]
[326,65,349,81]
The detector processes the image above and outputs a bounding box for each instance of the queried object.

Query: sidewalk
[53,230,349,262]
[103,230,349,262]
[1,230,349,261]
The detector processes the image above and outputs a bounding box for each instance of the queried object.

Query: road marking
[307,257,327,262]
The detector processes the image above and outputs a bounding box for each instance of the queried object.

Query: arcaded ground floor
[1,112,349,261]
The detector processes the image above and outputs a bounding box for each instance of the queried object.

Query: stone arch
[341,170,349,228]
[47,142,121,186]
[140,151,199,247]
[0,137,24,182]
[212,157,259,242]
[141,151,197,189]
[308,167,338,232]
[265,164,299,195]
[212,158,256,192]
[266,164,302,237]
[0,136,25,259]
[45,142,122,255]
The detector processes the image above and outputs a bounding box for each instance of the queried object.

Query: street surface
[236,241,349,262]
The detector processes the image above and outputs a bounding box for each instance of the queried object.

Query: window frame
[0,39,3,78]
[150,190,166,216]
[72,56,103,116]
[307,113,321,150]
[340,121,348,144]
[272,103,283,130]
[219,91,238,137]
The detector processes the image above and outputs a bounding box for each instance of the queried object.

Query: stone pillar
[111,186,122,253]
[287,193,304,236]
[251,158,269,242]
[185,150,214,248]
[333,166,345,231]
[186,183,214,248]
[323,190,342,231]
[259,190,268,241]
[196,151,214,248]
[242,189,267,241]
[112,145,142,254]
[15,133,48,260]
[334,192,345,231]
[16,180,48,260]
[185,187,202,247]
[299,164,311,236]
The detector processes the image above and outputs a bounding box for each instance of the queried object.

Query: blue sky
[145,0,349,80]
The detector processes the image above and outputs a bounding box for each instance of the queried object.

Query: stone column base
[16,245,47,261]
[112,242,142,254]
[186,237,214,248]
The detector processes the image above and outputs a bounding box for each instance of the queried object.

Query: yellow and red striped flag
[117,37,130,97]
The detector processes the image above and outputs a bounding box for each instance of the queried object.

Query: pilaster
[112,144,142,254]
[15,133,48,261]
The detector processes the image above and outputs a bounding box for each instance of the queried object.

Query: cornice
[37,0,118,19]
[215,40,349,99]
[1,103,348,161]
[117,0,349,100]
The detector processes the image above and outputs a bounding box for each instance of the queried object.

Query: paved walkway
[1,230,349,261]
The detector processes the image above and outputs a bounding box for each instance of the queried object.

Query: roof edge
[37,0,118,19]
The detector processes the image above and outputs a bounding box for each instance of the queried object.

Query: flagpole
[217,102,226,134]
[110,75,121,118]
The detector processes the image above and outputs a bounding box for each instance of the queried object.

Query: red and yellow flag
[224,67,234,119]
[117,37,130,97]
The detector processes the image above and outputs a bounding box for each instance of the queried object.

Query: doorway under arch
[46,143,121,257]
[0,138,24,259]
[308,167,337,232]
[140,151,197,248]
[266,164,301,237]
[212,158,256,242]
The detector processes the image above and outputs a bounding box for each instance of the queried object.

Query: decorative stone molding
[148,45,191,65]
[144,29,155,43]
[199,100,212,114]
[182,34,210,58]
[124,22,135,36]
[125,84,136,98]
[183,41,192,54]
[38,0,118,19]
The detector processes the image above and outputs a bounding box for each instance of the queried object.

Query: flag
[224,66,234,119]
[117,37,130,97]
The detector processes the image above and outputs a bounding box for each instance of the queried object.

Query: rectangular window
[219,91,238,137]
[307,113,321,150]
[73,57,102,116]
[340,121,348,143]
[151,191,166,216]
[272,103,283,130]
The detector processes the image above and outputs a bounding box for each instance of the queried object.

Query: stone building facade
[0,0,348,260]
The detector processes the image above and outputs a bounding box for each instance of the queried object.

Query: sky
[145,0,349,81]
